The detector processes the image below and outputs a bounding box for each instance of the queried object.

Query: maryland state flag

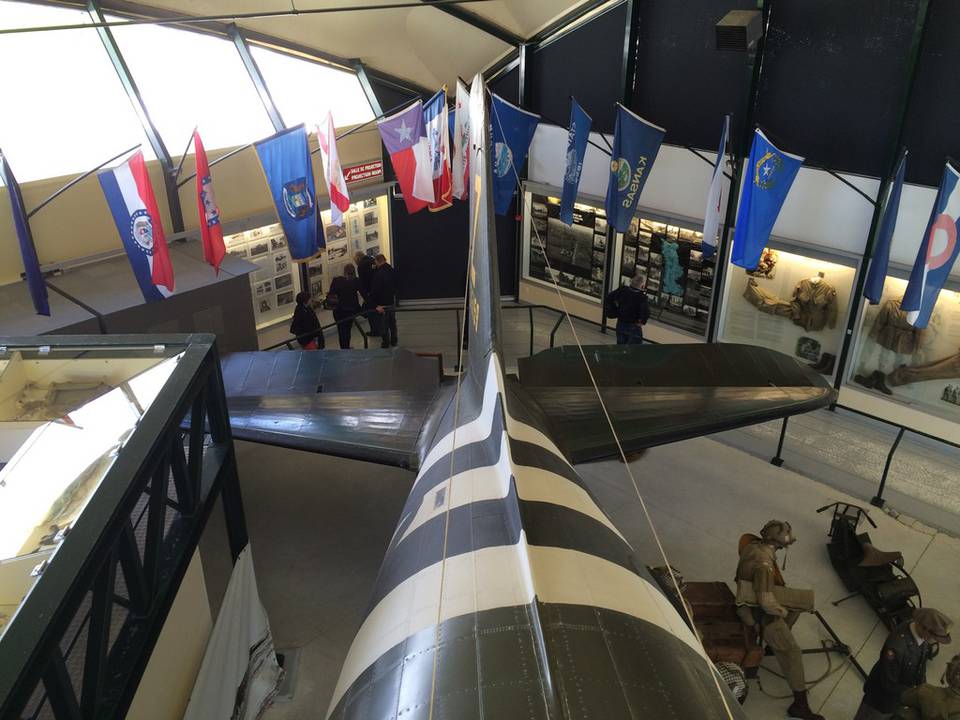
[98,151,175,301]
[193,129,226,273]
[424,88,452,211]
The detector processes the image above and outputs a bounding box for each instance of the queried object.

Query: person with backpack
[604,274,650,345]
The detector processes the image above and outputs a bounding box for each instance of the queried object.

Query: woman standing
[328,264,363,349]
[289,291,323,349]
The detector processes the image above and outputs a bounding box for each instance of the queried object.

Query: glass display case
[523,192,608,302]
[846,274,960,419]
[614,216,716,336]
[718,244,858,378]
[0,345,184,637]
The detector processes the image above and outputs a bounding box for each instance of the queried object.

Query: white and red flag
[423,88,452,211]
[452,79,470,201]
[316,112,351,226]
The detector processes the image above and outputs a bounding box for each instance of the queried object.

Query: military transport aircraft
[220,75,835,719]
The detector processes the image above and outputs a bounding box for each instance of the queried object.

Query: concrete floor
[232,435,960,720]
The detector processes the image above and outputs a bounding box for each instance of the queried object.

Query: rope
[488,89,738,720]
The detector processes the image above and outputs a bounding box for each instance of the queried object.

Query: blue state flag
[490,93,539,215]
[864,150,907,304]
[604,104,665,233]
[902,160,960,329]
[255,125,320,261]
[560,98,592,225]
[731,129,803,269]
[0,153,49,316]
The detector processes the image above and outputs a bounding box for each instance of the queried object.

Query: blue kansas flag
[255,125,320,261]
[864,150,907,305]
[604,104,665,233]
[731,129,803,269]
[902,160,960,329]
[560,98,592,225]
[0,152,49,316]
[490,93,539,215]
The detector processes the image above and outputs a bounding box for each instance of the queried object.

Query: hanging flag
[864,150,907,304]
[192,130,226,274]
[98,150,175,302]
[452,79,470,201]
[316,111,350,227]
[255,125,320,261]
[0,153,49,316]
[702,114,730,259]
[902,160,960,329]
[424,88,453,211]
[730,129,804,269]
[560,98,592,226]
[490,93,540,215]
[604,104,665,233]
[377,100,434,213]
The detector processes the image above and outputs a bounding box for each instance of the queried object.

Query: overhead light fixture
[715,10,762,51]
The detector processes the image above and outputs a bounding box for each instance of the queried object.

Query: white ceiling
[100,0,601,90]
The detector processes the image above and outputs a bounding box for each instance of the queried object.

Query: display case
[718,243,858,378]
[614,216,716,336]
[845,273,960,421]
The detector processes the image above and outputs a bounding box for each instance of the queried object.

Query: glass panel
[249,47,374,129]
[847,276,960,419]
[0,2,153,182]
[719,246,856,378]
[0,348,184,637]
[109,18,276,151]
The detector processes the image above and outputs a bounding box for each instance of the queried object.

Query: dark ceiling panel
[755,0,919,178]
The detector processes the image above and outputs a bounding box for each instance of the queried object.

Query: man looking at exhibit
[735,520,824,720]
[372,254,399,349]
[604,274,650,344]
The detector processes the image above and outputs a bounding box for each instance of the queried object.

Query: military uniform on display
[735,520,825,720]
[855,609,954,720]
[895,653,960,720]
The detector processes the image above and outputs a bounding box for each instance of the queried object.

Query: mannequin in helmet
[895,652,960,719]
[735,520,825,720]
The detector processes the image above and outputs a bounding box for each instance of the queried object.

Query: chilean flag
[377,100,434,214]
[451,79,470,201]
[193,129,226,273]
[97,151,175,302]
[424,88,452,211]
[317,111,350,226]
[903,160,960,328]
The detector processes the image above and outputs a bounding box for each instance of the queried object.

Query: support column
[354,60,384,117]
[516,42,532,301]
[87,0,184,233]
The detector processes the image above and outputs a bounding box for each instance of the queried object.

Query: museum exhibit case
[717,242,858,379]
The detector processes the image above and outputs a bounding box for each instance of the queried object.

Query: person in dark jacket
[328,263,363,350]
[354,251,380,338]
[289,291,323,349]
[604,274,650,345]
[855,608,953,720]
[371,254,398,348]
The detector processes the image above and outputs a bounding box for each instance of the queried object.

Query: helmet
[760,520,796,549]
[943,654,960,690]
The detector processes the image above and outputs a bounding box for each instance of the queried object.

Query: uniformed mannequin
[895,652,960,719]
[856,608,954,720]
[735,520,825,720]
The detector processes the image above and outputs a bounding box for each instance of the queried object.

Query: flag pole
[26,143,142,219]
[174,127,198,180]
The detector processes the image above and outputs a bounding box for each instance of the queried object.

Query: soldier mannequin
[895,652,960,719]
[736,520,825,720]
[856,608,954,720]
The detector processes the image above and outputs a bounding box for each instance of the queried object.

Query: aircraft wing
[221,349,451,469]
[516,343,835,463]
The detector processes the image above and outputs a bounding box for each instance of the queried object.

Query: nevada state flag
[424,88,452,211]
[98,150,175,301]
[378,100,434,213]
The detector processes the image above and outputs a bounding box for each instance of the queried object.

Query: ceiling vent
[716,10,762,51]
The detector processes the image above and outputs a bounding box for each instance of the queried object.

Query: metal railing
[0,334,247,720]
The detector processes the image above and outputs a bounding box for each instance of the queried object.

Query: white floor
[229,433,960,720]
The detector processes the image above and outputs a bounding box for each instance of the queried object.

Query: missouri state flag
[490,92,539,215]
[377,100,434,213]
[424,88,452,211]
[604,104,664,233]
[317,111,350,226]
[452,79,470,201]
[255,125,320,261]
[98,150,175,302]
[731,129,803,270]
[193,129,226,273]
[1,151,49,315]
[903,160,960,328]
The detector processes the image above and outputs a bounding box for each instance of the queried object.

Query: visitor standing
[371,254,398,349]
[328,264,363,349]
[289,291,323,349]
